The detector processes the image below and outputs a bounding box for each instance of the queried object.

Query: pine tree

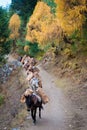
[10,0,37,26]
[0,7,10,63]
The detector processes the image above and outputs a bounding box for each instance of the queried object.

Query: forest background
[0,0,87,64]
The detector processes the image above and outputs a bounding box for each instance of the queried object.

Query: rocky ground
[0,55,29,130]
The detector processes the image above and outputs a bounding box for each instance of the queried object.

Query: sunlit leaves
[55,0,87,35]
[26,1,62,48]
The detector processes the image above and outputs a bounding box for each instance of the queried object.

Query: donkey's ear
[20,94,26,103]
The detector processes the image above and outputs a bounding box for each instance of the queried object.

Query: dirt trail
[20,65,76,130]
[1,55,87,130]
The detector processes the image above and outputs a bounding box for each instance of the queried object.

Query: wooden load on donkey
[36,87,49,104]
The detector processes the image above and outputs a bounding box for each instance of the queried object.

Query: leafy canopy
[26,1,62,48]
[55,0,87,35]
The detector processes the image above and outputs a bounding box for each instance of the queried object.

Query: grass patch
[0,94,4,106]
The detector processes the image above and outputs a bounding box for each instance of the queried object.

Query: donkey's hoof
[41,106,44,110]
[27,108,30,111]
[39,116,41,119]
[33,121,36,125]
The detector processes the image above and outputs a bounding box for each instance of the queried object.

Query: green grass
[0,94,4,106]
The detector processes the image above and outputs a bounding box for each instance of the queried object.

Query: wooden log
[38,80,42,88]
[20,89,33,103]
[36,88,49,104]
[26,72,34,81]
[21,55,27,64]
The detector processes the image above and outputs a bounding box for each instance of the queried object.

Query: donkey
[24,93,43,124]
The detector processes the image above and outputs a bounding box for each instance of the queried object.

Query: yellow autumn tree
[24,45,29,52]
[9,13,21,51]
[55,0,87,35]
[26,1,62,48]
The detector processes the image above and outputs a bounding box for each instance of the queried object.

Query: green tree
[0,7,10,63]
[10,0,38,26]
[16,40,40,57]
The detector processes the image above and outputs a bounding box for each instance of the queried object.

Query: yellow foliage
[64,60,78,69]
[63,48,71,55]
[24,45,29,52]
[9,14,21,40]
[55,0,87,35]
[26,1,63,47]
[10,33,19,39]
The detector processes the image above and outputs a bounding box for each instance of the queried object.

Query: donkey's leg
[39,107,41,119]
[33,108,37,124]
[31,109,34,122]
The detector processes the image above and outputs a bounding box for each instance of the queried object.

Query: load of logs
[20,55,49,104]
